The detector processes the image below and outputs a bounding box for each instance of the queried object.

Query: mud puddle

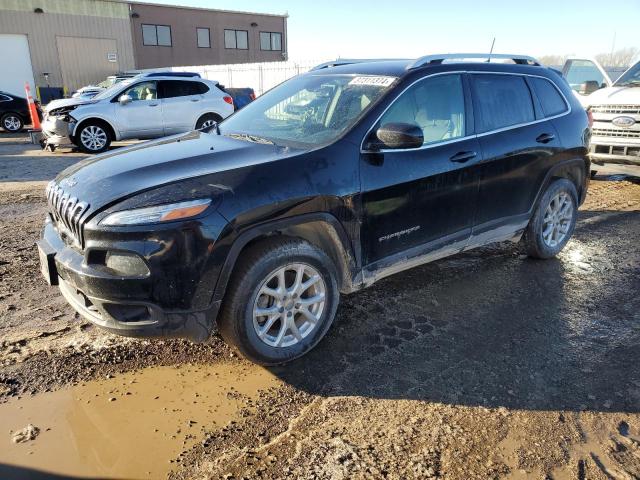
[0,362,279,479]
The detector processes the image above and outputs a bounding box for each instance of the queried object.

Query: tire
[76,121,111,153]
[217,237,340,365]
[1,113,24,132]
[524,178,578,259]
[196,113,222,130]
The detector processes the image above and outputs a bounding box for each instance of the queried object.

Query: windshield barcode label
[349,76,396,87]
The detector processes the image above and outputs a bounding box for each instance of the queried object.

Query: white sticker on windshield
[349,76,396,87]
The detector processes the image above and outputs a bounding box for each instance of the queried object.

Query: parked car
[562,57,640,176]
[38,54,590,365]
[0,91,40,132]
[223,87,256,110]
[41,73,233,153]
[70,72,201,99]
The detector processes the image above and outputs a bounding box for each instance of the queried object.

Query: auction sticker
[349,76,396,87]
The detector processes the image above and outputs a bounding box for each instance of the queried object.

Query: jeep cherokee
[38,54,590,365]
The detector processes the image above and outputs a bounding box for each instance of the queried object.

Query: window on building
[472,74,535,132]
[224,29,248,50]
[260,32,282,51]
[197,28,210,48]
[142,24,172,47]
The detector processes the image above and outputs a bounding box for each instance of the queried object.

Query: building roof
[128,0,288,18]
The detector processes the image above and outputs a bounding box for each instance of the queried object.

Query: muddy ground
[0,133,639,479]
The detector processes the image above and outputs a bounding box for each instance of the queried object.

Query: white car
[42,74,234,153]
[562,57,640,176]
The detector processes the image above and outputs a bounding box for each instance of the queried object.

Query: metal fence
[171,59,331,96]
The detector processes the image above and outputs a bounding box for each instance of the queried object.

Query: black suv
[38,54,590,365]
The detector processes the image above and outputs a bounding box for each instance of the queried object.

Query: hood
[45,96,96,113]
[53,131,300,215]
[583,85,640,108]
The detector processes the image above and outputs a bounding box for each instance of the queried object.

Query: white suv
[42,74,235,153]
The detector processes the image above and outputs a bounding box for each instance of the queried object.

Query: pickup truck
[562,57,640,176]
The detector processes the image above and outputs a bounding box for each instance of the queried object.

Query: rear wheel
[217,238,340,365]
[1,113,23,132]
[76,121,111,153]
[196,113,222,130]
[524,178,578,259]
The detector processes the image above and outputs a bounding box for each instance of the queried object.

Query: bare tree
[595,47,639,67]
[538,54,569,67]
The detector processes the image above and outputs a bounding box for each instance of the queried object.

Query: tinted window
[530,77,567,117]
[378,74,466,145]
[0,94,11,102]
[123,81,157,101]
[161,80,208,98]
[473,74,534,132]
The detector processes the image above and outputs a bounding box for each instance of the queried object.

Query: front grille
[45,181,89,246]
[592,128,640,139]
[591,105,640,115]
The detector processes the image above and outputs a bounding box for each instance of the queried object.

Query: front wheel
[217,238,340,365]
[524,178,578,259]
[76,122,111,153]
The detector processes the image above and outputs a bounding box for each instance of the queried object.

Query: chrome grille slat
[592,128,640,139]
[45,182,89,247]
[591,105,640,115]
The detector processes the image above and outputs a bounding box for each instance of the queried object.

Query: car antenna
[487,37,496,63]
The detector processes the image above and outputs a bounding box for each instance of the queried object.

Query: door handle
[190,98,200,102]
[536,133,555,143]
[148,103,159,107]
[449,151,477,163]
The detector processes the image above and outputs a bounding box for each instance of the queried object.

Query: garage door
[0,34,36,97]
[56,36,120,92]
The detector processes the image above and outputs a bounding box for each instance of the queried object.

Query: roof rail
[310,58,408,71]
[408,53,540,70]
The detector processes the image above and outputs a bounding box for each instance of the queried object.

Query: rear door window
[160,80,205,98]
[529,77,568,117]
[472,74,535,132]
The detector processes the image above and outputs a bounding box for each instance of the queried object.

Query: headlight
[100,199,212,226]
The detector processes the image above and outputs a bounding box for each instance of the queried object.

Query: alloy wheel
[80,125,108,151]
[201,119,216,129]
[252,263,326,348]
[542,192,574,248]
[3,115,21,131]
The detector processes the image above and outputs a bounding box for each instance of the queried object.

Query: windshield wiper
[225,133,275,145]
[616,80,640,87]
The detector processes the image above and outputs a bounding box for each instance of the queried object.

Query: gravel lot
[0,134,639,479]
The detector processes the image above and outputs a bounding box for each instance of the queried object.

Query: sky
[138,0,640,61]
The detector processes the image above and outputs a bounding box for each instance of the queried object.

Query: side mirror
[118,94,132,105]
[374,122,423,150]
[580,80,600,95]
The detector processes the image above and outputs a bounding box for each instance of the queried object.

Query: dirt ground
[0,133,639,479]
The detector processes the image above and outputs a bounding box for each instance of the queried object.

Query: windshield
[96,78,115,89]
[614,61,640,87]
[92,78,135,100]
[219,74,397,148]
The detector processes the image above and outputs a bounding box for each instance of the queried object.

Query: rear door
[360,73,481,266]
[159,80,204,134]
[114,80,163,138]
[470,73,565,241]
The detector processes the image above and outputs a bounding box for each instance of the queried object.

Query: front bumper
[41,116,75,147]
[38,214,226,342]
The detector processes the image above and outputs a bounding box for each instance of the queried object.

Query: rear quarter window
[472,74,535,132]
[529,77,568,117]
